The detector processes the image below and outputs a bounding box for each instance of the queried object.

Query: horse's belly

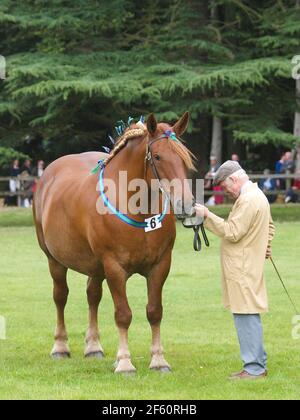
[43,215,103,277]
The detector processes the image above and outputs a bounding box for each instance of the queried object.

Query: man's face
[285,152,292,161]
[211,159,217,167]
[220,177,241,199]
[231,154,239,162]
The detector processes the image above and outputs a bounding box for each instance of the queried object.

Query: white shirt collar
[240,180,253,194]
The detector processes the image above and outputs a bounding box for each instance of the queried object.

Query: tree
[294,0,300,170]
[0,0,299,172]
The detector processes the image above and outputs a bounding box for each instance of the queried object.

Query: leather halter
[97,132,173,229]
[145,133,176,198]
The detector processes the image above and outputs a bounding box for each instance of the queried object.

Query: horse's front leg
[85,276,105,358]
[104,260,136,374]
[146,253,172,372]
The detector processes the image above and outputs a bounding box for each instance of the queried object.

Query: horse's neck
[104,140,157,216]
[106,140,146,182]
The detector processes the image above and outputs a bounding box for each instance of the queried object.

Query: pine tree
[0,0,299,171]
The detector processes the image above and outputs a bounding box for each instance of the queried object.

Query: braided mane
[104,124,146,166]
[103,122,196,171]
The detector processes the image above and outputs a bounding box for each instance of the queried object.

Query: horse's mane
[104,123,196,171]
[104,123,146,166]
[168,135,196,172]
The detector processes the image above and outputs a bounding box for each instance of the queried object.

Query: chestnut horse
[33,112,195,373]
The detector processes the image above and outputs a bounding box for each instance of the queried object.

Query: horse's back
[38,151,106,186]
[34,152,106,221]
[33,152,107,272]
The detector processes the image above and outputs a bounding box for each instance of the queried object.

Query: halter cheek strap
[145,131,179,196]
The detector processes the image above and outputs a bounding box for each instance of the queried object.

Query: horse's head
[146,112,196,219]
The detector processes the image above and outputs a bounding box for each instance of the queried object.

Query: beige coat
[204,182,275,314]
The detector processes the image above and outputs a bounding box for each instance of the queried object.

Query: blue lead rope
[99,167,169,229]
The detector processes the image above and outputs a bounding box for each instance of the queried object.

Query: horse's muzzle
[173,198,196,220]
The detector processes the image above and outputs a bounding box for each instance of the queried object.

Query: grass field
[0,207,299,400]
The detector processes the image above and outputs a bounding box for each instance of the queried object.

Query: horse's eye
[154,154,160,161]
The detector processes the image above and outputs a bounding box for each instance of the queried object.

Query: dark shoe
[229,370,267,381]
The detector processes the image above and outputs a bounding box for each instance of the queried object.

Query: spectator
[9,158,20,192]
[20,158,32,176]
[204,156,219,189]
[20,159,34,208]
[275,152,285,175]
[281,151,295,193]
[275,152,287,190]
[259,169,277,204]
[231,154,239,163]
[31,160,45,195]
[285,169,300,203]
[34,160,45,178]
[4,159,20,206]
[204,156,220,206]
[282,151,295,173]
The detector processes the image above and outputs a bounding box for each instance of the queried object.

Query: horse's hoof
[159,366,172,373]
[85,351,105,359]
[151,366,172,373]
[51,352,71,360]
[114,359,137,374]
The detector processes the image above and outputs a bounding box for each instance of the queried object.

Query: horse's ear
[173,111,190,137]
[147,113,157,136]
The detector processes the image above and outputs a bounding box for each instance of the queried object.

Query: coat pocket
[222,250,245,285]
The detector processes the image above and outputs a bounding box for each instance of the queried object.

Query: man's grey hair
[223,169,248,186]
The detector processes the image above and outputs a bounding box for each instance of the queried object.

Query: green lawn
[0,211,299,400]
[0,204,299,227]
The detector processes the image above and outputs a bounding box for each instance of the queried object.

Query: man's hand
[194,203,209,219]
[266,246,272,259]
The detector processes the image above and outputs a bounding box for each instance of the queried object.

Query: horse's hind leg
[104,261,136,373]
[48,258,70,359]
[84,276,105,358]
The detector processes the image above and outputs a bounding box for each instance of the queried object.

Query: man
[20,158,31,175]
[204,156,219,189]
[275,152,286,190]
[7,159,20,206]
[259,169,277,204]
[195,161,275,380]
[204,156,220,205]
[282,151,295,173]
[20,159,33,208]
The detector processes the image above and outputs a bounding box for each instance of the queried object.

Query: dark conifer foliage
[0,0,299,167]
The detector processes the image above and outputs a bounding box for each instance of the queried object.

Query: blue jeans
[233,314,267,376]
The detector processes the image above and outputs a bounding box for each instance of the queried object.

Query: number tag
[144,215,162,232]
